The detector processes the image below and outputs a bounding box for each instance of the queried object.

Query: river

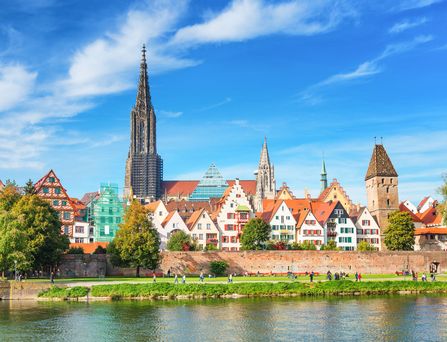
[1,296,446,341]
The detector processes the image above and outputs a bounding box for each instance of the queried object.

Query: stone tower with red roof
[365,143,399,246]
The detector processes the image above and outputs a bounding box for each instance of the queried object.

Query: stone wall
[159,251,447,275]
[57,251,447,277]
[0,281,52,300]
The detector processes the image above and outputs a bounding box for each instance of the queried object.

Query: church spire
[259,136,270,166]
[320,158,328,193]
[254,137,276,212]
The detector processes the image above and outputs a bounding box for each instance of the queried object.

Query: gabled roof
[161,211,176,228]
[80,191,100,205]
[34,170,74,208]
[418,196,430,210]
[262,199,311,223]
[399,202,422,222]
[186,208,205,230]
[365,144,398,181]
[415,227,447,235]
[162,181,199,198]
[317,178,353,210]
[312,200,338,225]
[145,200,163,212]
[227,180,256,196]
[275,183,295,200]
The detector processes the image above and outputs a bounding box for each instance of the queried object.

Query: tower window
[386,187,389,193]
[372,200,375,208]
[387,199,390,208]
[390,179,393,184]
[382,178,385,184]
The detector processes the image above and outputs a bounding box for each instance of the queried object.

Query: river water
[1,296,446,341]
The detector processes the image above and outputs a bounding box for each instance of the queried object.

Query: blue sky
[0,0,446,205]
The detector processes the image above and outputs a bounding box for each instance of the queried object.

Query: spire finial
[374,136,377,144]
[380,136,383,145]
[141,44,147,63]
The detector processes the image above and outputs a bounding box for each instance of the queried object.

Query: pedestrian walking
[431,273,436,281]
[167,268,171,278]
[358,273,362,282]
[355,272,359,282]
[310,271,314,283]
[50,271,54,284]
[422,273,427,282]
[174,274,178,284]
[199,272,204,283]
[153,273,157,283]
[182,275,186,284]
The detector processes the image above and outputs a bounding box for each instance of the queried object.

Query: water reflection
[1,296,446,341]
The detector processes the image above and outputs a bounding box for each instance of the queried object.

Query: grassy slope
[39,281,447,300]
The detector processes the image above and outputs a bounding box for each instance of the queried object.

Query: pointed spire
[365,144,398,181]
[320,158,328,193]
[259,136,270,166]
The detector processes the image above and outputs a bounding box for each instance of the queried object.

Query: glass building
[92,183,124,242]
[189,164,228,201]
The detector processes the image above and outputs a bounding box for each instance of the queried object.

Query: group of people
[326,270,350,281]
[411,270,436,282]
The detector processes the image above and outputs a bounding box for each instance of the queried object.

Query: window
[305,220,316,225]
[206,223,211,230]
[116,217,121,224]
[202,214,206,218]
[43,187,49,194]
[387,199,390,208]
[100,217,105,223]
[230,203,234,208]
[382,178,385,184]
[55,187,61,194]
[362,220,370,226]
[339,218,347,224]
[75,226,84,234]
[63,226,69,235]
[49,177,55,183]
[62,200,67,206]
[227,213,235,219]
[198,223,202,230]
[225,224,234,231]
[334,209,343,216]
[104,225,110,235]
[159,211,163,216]
[286,216,290,220]
[199,234,203,240]
[53,200,59,206]
[63,212,70,220]
[75,238,84,243]
[192,234,197,239]
[240,213,248,220]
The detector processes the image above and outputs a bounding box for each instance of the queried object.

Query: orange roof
[415,227,447,235]
[260,199,312,223]
[227,180,256,196]
[145,200,162,212]
[312,200,338,225]
[162,181,199,197]
[69,242,108,254]
[161,179,256,198]
[186,208,204,230]
[418,207,439,225]
[161,211,176,228]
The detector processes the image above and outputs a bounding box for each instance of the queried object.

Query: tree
[110,201,161,277]
[384,211,415,251]
[11,195,69,270]
[240,218,271,250]
[209,261,228,276]
[0,213,30,277]
[321,240,340,251]
[23,179,35,195]
[93,245,107,254]
[288,242,303,250]
[167,231,195,251]
[0,184,21,211]
[357,241,375,251]
[204,243,218,251]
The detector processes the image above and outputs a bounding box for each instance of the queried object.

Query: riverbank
[38,281,447,301]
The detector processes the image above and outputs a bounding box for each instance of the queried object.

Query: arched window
[382,178,385,184]
[386,187,389,193]
[387,199,390,208]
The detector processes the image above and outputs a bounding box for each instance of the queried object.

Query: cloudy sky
[0,0,446,205]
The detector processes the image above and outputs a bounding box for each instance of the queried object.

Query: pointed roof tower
[136,44,151,107]
[259,136,270,166]
[365,144,398,181]
[320,159,328,193]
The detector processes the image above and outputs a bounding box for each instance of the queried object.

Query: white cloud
[171,0,356,46]
[389,17,428,34]
[299,35,433,104]
[159,110,183,118]
[393,0,444,11]
[61,0,197,97]
[0,64,37,111]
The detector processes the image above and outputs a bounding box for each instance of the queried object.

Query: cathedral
[124,46,163,200]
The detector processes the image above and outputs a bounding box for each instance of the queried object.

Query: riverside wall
[0,281,52,300]
[56,251,447,277]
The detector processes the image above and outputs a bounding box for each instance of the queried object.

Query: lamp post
[14,260,17,281]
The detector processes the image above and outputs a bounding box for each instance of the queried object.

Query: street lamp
[14,260,17,281]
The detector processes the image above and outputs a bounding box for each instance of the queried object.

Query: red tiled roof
[415,228,447,235]
[80,191,99,205]
[69,242,108,254]
[186,208,204,230]
[161,211,176,228]
[418,207,439,225]
[161,179,256,197]
[312,200,338,225]
[145,200,162,212]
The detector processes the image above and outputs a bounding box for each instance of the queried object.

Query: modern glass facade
[92,183,124,242]
[189,164,228,201]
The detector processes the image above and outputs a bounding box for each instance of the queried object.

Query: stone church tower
[365,143,399,246]
[254,138,276,212]
[124,46,163,200]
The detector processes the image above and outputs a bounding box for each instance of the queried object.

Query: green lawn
[26,273,447,284]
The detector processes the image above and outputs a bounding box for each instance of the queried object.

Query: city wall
[57,251,447,277]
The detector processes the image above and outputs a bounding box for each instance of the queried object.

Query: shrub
[288,242,303,250]
[67,247,84,254]
[204,244,218,251]
[93,245,107,254]
[209,261,228,276]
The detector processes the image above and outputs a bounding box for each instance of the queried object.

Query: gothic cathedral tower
[254,137,276,212]
[365,143,399,245]
[124,46,163,200]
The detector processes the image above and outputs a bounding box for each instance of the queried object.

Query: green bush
[39,286,89,299]
[67,247,84,254]
[209,261,228,276]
